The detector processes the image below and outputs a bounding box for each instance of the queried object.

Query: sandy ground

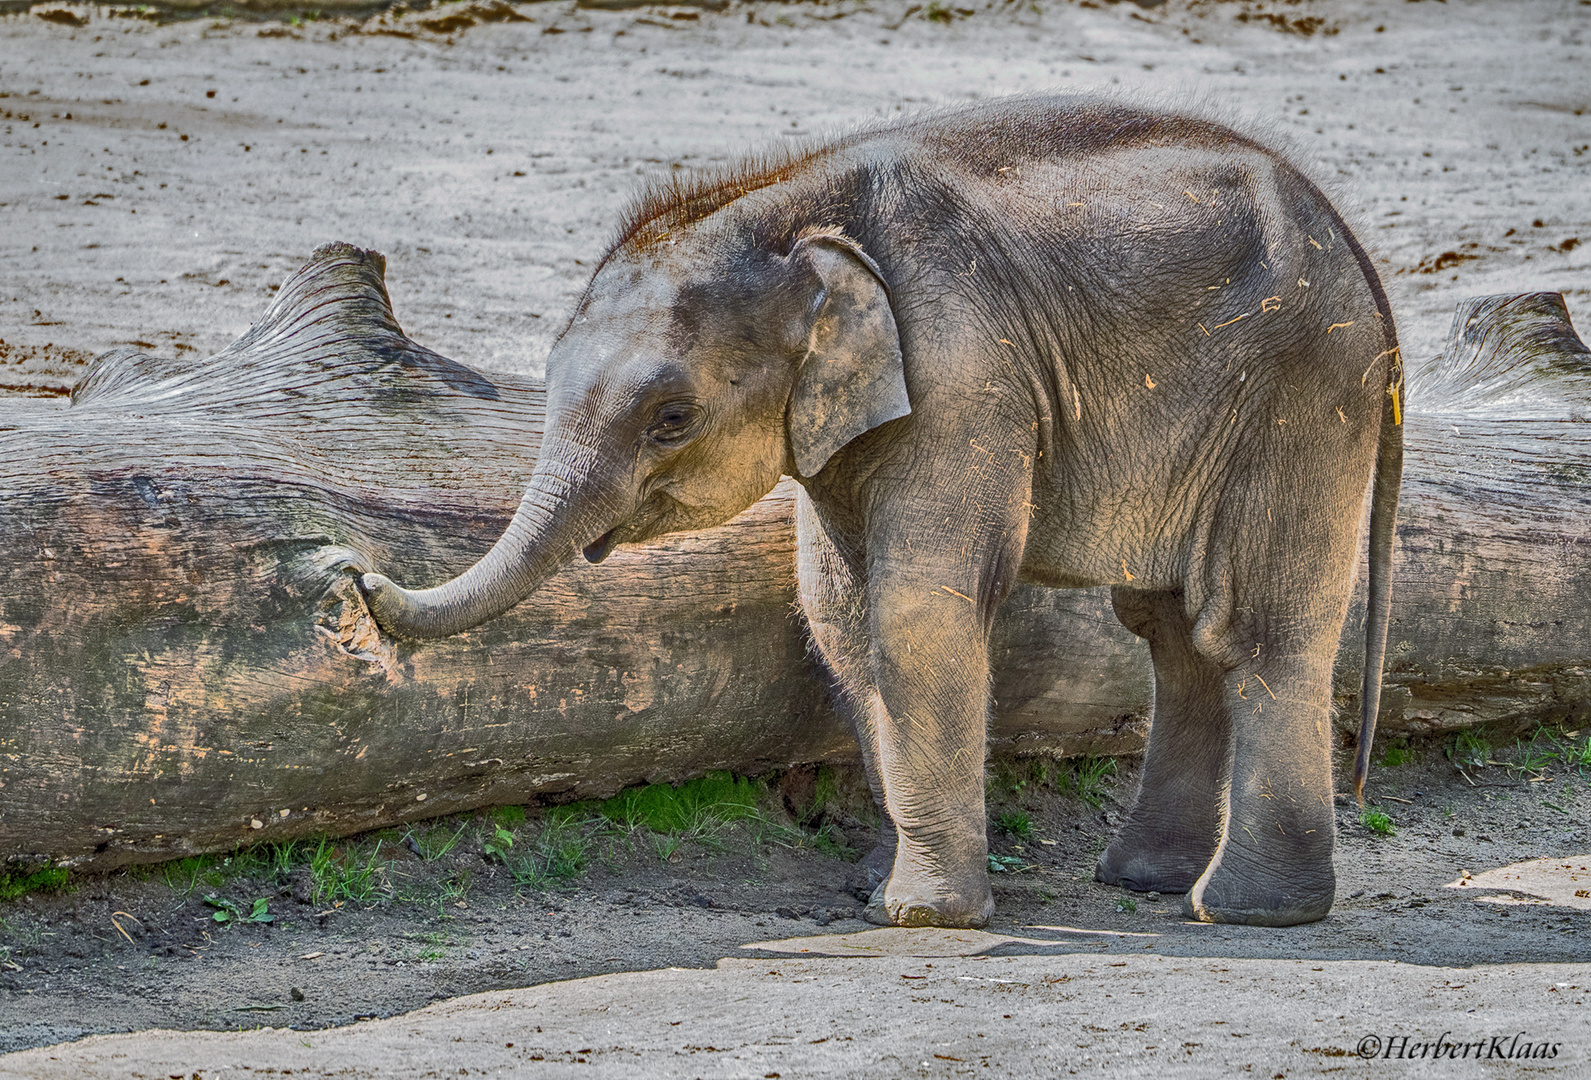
[2,0,1588,389]
[3,0,1591,1074]
[1,749,1590,1076]
[3,946,1589,1078]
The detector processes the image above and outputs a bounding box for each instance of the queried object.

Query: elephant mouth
[582,527,620,564]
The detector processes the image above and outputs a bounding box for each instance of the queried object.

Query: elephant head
[360,228,912,639]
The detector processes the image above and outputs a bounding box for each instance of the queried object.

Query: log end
[1416,292,1591,414]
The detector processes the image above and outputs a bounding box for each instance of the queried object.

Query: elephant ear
[786,232,911,479]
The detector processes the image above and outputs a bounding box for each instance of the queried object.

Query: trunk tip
[358,572,402,628]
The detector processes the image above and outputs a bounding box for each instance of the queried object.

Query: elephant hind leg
[1096,587,1230,895]
[1183,644,1339,927]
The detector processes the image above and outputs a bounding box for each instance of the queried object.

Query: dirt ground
[2,0,1591,1073]
[0,751,1588,1074]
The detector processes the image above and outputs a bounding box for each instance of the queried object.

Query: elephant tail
[1353,351,1405,805]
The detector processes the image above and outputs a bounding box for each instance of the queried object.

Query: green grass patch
[988,755,1117,810]
[1059,756,1118,810]
[404,820,469,861]
[806,765,842,825]
[1377,741,1415,768]
[24,771,859,913]
[594,771,762,834]
[1448,729,1492,772]
[986,757,1059,800]
[1509,725,1591,778]
[490,805,528,829]
[129,853,221,896]
[1360,808,1396,836]
[995,809,1034,838]
[402,929,452,961]
[306,836,391,906]
[0,864,69,902]
[506,806,595,889]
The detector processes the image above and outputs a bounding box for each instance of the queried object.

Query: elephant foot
[863,875,994,929]
[1182,860,1334,926]
[1094,834,1210,895]
[853,839,896,892]
[863,881,890,926]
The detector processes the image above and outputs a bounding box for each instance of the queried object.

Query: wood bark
[1,244,1588,872]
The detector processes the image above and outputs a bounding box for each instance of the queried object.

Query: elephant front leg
[1184,651,1338,926]
[795,493,897,890]
[868,578,999,929]
[1096,588,1230,894]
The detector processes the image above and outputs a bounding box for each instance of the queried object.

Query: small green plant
[812,765,841,809]
[987,853,1032,874]
[1449,729,1492,772]
[986,757,1060,801]
[926,1,954,23]
[418,933,447,958]
[307,837,390,905]
[1378,741,1415,768]
[653,832,684,863]
[267,840,305,882]
[788,765,844,826]
[1510,726,1591,778]
[1115,895,1138,914]
[436,873,469,916]
[1060,756,1117,810]
[1562,732,1591,774]
[801,821,855,859]
[203,895,274,925]
[1360,808,1396,836]
[482,825,516,864]
[0,864,69,902]
[995,809,1034,838]
[406,821,468,861]
[404,930,450,960]
[507,807,594,890]
[0,915,41,953]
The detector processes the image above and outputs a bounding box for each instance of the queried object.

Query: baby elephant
[362,93,1402,929]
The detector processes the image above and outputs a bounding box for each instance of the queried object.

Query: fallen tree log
[1,244,1588,872]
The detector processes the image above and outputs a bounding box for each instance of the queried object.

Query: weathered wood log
[1,244,1587,872]
[1343,291,1591,736]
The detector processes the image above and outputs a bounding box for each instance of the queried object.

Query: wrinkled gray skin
[363,94,1403,929]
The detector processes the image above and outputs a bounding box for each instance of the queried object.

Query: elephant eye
[647,402,700,445]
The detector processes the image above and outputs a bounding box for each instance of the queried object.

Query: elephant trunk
[360,450,615,640]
